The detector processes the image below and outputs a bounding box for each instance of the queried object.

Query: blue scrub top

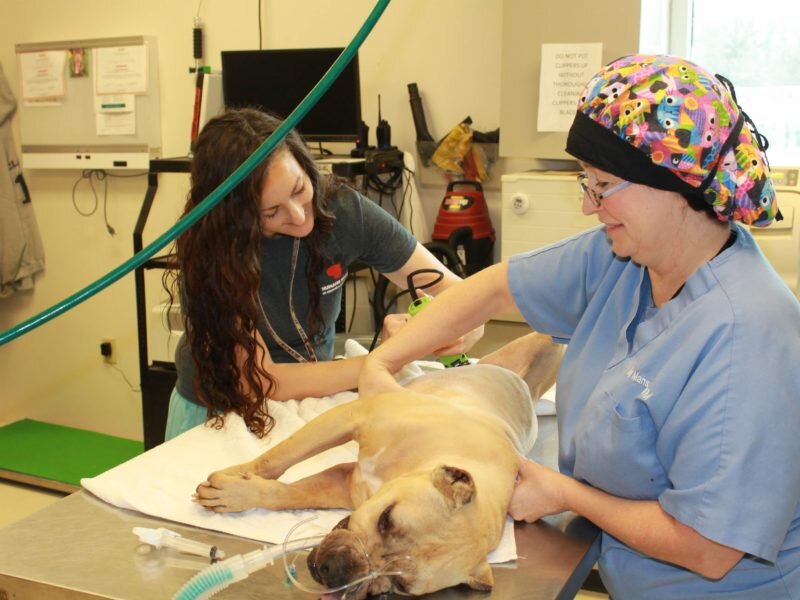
[508,224,800,599]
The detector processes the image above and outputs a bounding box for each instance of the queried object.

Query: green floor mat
[0,419,143,487]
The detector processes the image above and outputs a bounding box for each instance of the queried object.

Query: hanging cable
[347,273,358,333]
[0,0,392,347]
[403,166,415,235]
[71,170,99,217]
[71,169,116,235]
[109,363,141,393]
[368,268,444,351]
[258,0,263,50]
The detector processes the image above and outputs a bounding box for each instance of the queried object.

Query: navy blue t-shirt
[174,185,416,401]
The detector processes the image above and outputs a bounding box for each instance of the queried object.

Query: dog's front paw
[194,472,265,513]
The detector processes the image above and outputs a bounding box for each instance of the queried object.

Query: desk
[0,417,600,599]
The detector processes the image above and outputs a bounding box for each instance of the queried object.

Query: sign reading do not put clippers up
[537,43,602,132]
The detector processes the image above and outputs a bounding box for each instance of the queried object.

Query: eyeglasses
[577,173,632,208]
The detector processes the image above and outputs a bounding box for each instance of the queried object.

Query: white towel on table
[82,341,553,563]
[534,384,557,416]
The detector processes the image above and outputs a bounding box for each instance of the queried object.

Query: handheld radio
[376,94,391,148]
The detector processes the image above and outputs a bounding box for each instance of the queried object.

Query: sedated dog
[195,332,563,598]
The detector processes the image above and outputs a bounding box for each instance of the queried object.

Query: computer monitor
[220,48,361,143]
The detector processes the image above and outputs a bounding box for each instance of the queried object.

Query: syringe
[133,527,225,561]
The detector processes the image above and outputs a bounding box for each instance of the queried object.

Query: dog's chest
[356,451,385,495]
[403,366,535,454]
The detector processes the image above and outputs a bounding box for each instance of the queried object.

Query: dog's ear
[465,559,494,591]
[432,465,475,508]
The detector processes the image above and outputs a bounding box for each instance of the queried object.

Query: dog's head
[306,464,494,599]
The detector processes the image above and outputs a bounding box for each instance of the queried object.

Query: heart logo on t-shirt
[326,263,343,280]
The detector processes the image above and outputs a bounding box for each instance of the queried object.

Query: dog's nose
[307,539,369,589]
[306,547,323,584]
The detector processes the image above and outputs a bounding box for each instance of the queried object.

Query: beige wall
[0,1,640,440]
[0,0,508,439]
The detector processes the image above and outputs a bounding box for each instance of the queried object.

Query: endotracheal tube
[171,519,411,600]
[171,534,320,600]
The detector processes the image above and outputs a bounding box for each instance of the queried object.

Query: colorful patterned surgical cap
[565,54,779,226]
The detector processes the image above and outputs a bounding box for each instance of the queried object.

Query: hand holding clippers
[406,270,470,368]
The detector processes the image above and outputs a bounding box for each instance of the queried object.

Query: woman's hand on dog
[508,458,569,522]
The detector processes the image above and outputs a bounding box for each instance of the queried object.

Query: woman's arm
[382,242,464,295]
[510,459,745,580]
[237,329,366,401]
[360,261,517,395]
[379,242,490,355]
[234,242,477,402]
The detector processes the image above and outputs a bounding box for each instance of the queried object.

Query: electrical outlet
[100,338,116,364]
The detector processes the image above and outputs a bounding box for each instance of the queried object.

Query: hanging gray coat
[0,62,45,297]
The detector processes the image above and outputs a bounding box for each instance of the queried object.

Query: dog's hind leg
[479,331,564,399]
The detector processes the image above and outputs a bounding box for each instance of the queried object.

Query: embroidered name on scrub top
[625,368,653,400]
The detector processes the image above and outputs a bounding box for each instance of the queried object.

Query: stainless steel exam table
[0,415,601,599]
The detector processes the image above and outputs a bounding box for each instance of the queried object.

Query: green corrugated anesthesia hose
[0,0,391,347]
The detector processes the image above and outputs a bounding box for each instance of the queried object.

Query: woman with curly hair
[164,108,480,440]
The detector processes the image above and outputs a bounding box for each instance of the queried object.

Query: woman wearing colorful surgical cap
[360,55,800,598]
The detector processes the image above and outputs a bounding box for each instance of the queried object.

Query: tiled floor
[0,480,65,528]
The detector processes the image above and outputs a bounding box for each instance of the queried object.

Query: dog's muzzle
[307,526,371,590]
[304,515,415,598]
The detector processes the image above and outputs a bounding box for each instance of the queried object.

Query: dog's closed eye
[392,576,410,594]
[378,503,395,535]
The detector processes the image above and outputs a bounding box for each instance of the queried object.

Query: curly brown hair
[164,108,336,437]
